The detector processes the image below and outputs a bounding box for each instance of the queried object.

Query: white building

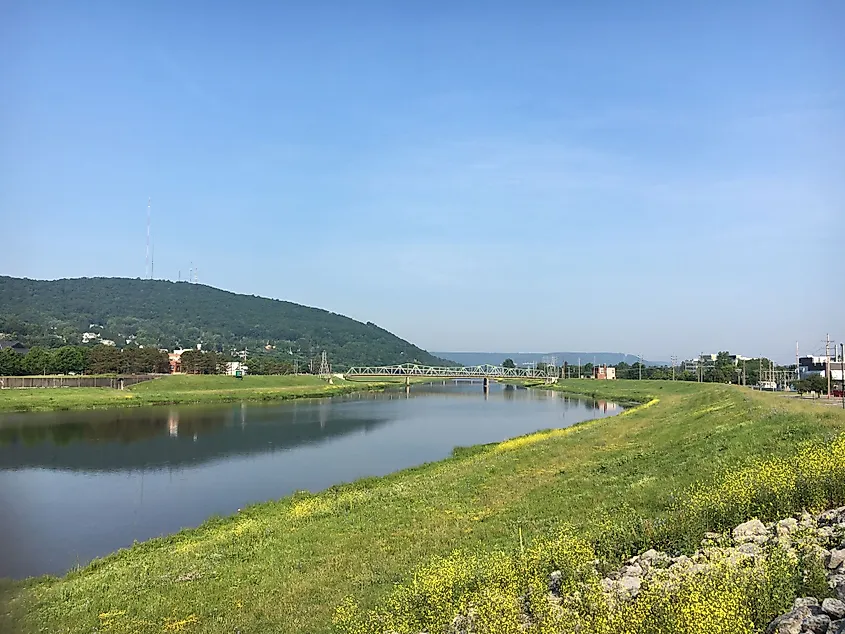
[799,355,845,383]
[225,361,248,376]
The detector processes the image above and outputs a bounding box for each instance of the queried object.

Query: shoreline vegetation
[2,380,844,633]
[0,374,432,413]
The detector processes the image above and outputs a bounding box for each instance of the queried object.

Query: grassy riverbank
[0,374,414,413]
[3,380,844,633]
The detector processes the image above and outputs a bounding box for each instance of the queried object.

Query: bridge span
[343,363,557,388]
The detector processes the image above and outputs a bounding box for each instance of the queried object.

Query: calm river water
[0,382,621,579]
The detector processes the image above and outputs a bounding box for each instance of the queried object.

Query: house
[0,340,29,355]
[82,332,101,343]
[168,349,189,374]
[225,361,248,377]
[100,339,116,347]
[593,365,616,380]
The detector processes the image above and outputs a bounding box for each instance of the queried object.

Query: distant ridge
[434,352,668,367]
[0,276,450,369]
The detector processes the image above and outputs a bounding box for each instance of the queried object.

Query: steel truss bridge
[344,363,557,382]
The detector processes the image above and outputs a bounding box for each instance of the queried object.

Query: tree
[89,345,121,374]
[180,350,226,374]
[0,348,23,376]
[799,374,828,396]
[708,351,735,384]
[53,346,86,374]
[502,358,515,369]
[23,347,53,375]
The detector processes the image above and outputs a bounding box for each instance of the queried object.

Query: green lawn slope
[0,374,411,412]
[2,380,843,633]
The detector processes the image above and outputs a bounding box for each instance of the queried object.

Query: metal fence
[0,375,160,389]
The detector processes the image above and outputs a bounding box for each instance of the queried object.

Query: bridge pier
[483,377,489,392]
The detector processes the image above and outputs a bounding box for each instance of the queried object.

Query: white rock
[829,549,845,570]
[823,598,845,620]
[640,548,659,561]
[619,575,641,596]
[737,542,762,557]
[733,518,768,543]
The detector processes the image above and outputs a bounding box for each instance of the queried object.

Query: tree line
[504,353,792,386]
[0,346,170,376]
[0,345,326,377]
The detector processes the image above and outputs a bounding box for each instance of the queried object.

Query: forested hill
[0,276,447,369]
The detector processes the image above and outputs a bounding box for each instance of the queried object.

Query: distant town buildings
[682,352,751,374]
[799,354,844,384]
[593,365,616,380]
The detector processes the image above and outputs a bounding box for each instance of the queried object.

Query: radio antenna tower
[318,351,330,378]
[145,198,151,278]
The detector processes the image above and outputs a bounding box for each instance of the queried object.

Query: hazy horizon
[2,2,842,362]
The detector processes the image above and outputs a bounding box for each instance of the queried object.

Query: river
[0,382,621,579]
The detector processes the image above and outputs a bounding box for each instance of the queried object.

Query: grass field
[0,374,414,413]
[2,380,844,633]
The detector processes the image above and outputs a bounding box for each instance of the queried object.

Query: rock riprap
[448,506,845,633]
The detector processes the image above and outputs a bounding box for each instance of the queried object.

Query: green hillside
[0,276,446,369]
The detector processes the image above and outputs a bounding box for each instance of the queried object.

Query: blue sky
[1,1,843,361]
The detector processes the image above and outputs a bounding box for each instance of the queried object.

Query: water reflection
[0,401,392,472]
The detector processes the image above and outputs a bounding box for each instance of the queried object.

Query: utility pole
[578,357,581,379]
[638,354,642,380]
[826,333,832,399]
[742,359,747,386]
[671,355,676,381]
[840,342,845,410]
[145,198,151,279]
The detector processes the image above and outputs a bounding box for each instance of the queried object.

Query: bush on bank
[334,434,845,634]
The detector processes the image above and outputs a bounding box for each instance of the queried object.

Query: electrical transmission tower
[318,351,331,379]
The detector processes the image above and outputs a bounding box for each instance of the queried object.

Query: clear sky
[1,1,843,362]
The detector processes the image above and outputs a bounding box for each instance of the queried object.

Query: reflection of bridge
[344,363,558,388]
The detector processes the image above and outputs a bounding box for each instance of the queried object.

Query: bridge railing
[344,363,553,379]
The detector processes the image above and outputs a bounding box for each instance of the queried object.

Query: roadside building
[593,364,616,380]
